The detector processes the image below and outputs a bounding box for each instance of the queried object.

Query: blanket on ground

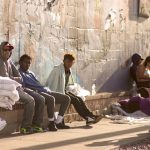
[105,102,150,124]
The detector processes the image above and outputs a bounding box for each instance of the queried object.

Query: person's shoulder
[19,69,34,75]
[53,63,63,70]
[138,64,144,69]
[137,64,145,71]
[28,70,35,75]
[8,59,14,64]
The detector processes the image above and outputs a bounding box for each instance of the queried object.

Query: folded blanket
[0,90,19,102]
[0,77,21,87]
[0,96,16,110]
[0,77,20,110]
[0,84,17,91]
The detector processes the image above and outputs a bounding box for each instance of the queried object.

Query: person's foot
[48,121,57,131]
[20,127,34,134]
[93,115,103,124]
[32,126,44,133]
[86,117,95,126]
[56,123,70,129]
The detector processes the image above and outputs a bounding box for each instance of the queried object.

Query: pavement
[0,118,150,150]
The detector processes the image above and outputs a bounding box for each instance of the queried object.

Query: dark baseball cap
[131,53,143,64]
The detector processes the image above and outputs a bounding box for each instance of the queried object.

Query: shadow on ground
[12,125,150,150]
[86,133,150,148]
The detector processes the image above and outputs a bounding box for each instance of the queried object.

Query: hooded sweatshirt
[0,42,22,83]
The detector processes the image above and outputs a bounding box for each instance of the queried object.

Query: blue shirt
[19,68,48,93]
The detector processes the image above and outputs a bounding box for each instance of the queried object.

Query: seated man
[130,53,143,84]
[130,53,150,87]
[18,54,70,131]
[46,54,102,125]
[0,41,44,134]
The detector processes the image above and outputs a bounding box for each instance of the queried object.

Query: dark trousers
[66,92,94,120]
[24,89,45,127]
[18,88,35,128]
[40,91,70,118]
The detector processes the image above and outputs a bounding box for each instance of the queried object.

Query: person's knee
[28,96,35,107]
[64,95,71,105]
[37,95,45,106]
[21,94,35,105]
[71,97,79,103]
[46,95,55,105]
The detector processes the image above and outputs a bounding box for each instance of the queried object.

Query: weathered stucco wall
[0,0,150,93]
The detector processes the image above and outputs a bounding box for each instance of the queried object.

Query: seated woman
[136,56,150,88]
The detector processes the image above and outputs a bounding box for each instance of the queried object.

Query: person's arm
[10,61,22,83]
[45,68,59,91]
[136,65,150,82]
[0,59,9,77]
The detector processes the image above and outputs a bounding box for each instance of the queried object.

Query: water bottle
[131,81,137,96]
[92,84,96,95]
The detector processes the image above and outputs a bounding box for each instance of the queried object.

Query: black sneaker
[94,115,103,123]
[48,121,57,131]
[56,123,70,129]
[86,117,95,126]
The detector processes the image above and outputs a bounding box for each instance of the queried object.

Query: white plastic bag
[67,83,90,101]
[0,118,7,131]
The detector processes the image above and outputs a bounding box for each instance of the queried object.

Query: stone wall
[0,0,150,92]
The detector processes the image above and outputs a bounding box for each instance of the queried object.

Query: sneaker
[48,121,57,131]
[56,123,70,129]
[94,115,103,123]
[20,127,34,134]
[32,126,43,133]
[86,117,95,126]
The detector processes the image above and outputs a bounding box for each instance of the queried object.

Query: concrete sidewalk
[0,118,150,150]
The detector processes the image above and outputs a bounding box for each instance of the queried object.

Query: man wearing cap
[130,53,144,84]
[0,41,45,134]
[130,53,150,88]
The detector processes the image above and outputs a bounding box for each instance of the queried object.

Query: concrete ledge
[86,91,129,101]
[0,91,129,135]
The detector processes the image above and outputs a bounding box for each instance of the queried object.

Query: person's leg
[24,89,45,130]
[17,88,35,133]
[66,92,88,120]
[68,92,94,117]
[66,92,102,125]
[48,92,70,129]
[40,92,55,119]
[49,92,70,117]
[40,92,57,131]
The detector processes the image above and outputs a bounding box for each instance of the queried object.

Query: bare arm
[10,61,22,83]
[136,65,150,82]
